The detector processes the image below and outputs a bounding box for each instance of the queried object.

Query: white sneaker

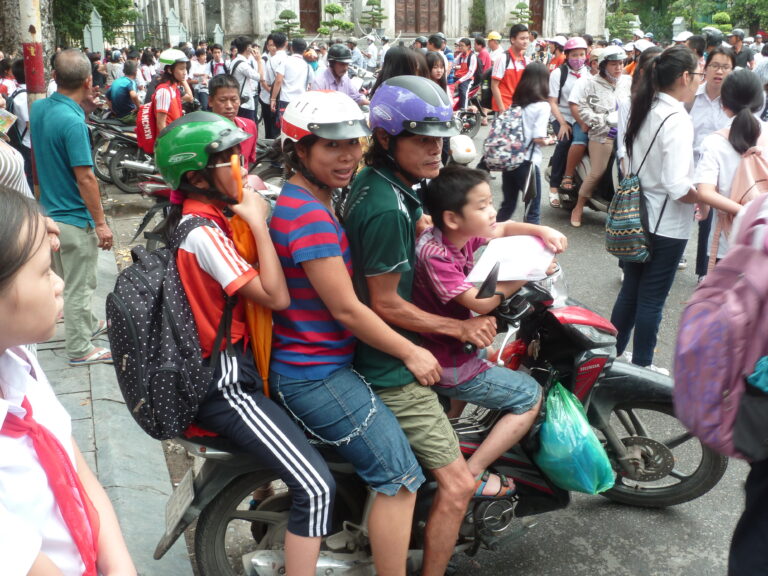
[647,365,670,376]
[619,351,632,362]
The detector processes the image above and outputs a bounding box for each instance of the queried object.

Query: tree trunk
[0,0,55,61]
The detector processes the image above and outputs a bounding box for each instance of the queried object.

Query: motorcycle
[87,114,136,185]
[249,138,285,188]
[152,265,727,576]
[449,82,485,139]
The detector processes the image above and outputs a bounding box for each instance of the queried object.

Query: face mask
[568,57,586,70]
[605,69,621,84]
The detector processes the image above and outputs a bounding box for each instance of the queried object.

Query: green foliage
[359,0,387,31]
[508,2,533,27]
[469,0,486,34]
[730,0,768,33]
[53,0,139,45]
[668,0,717,32]
[606,11,637,41]
[318,3,354,42]
[273,10,305,38]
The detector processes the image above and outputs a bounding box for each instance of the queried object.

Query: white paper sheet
[467,235,555,283]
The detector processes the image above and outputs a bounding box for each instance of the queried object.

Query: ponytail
[624,45,697,157]
[721,69,764,154]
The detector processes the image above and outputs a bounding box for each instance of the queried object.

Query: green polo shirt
[30,92,94,228]
[343,165,423,388]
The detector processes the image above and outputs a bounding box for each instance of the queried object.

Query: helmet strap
[385,137,423,186]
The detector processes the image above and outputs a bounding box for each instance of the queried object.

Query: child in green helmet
[155,111,335,575]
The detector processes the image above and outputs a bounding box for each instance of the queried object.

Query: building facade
[135,0,605,47]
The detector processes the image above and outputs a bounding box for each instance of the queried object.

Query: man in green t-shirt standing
[343,77,496,576]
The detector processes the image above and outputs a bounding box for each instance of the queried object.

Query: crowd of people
[1,16,768,576]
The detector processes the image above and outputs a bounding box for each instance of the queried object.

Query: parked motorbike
[546,152,619,212]
[449,82,485,138]
[153,265,727,576]
[87,114,136,185]
[249,138,285,188]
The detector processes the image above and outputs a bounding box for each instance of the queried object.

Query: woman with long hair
[609,45,702,371]
[498,62,551,224]
[369,46,428,97]
[694,69,765,267]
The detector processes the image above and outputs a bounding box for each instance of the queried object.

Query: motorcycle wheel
[92,135,117,184]
[458,110,482,138]
[109,147,149,194]
[194,471,286,576]
[600,402,728,508]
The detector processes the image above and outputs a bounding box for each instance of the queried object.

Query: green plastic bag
[532,383,615,494]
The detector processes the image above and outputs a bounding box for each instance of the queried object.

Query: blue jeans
[437,365,541,414]
[610,234,688,366]
[270,366,425,495]
[499,163,541,224]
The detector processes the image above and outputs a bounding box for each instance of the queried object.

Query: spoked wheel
[109,147,151,194]
[599,403,728,508]
[194,472,288,576]
[457,110,482,138]
[92,135,119,184]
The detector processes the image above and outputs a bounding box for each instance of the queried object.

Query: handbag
[605,113,677,263]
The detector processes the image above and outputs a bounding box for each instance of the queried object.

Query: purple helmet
[369,76,460,137]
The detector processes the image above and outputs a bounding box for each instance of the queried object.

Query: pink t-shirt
[412,227,491,387]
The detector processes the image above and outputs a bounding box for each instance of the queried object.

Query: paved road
[102,130,747,576]
[452,129,748,576]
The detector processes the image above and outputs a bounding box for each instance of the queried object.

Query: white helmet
[158,48,189,67]
[281,91,371,145]
[633,39,654,53]
[449,135,476,165]
[598,45,627,65]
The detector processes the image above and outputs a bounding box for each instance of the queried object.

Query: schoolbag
[674,195,768,460]
[483,105,528,172]
[471,52,483,87]
[707,129,768,271]
[106,217,234,440]
[6,88,28,150]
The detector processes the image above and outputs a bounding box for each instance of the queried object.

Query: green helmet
[155,111,251,190]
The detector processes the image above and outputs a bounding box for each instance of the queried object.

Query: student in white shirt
[694,70,766,270]
[688,47,735,280]
[189,48,210,110]
[270,38,313,126]
[230,35,263,122]
[610,46,702,371]
[0,190,136,576]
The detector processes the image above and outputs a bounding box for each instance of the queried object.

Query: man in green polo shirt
[31,49,114,366]
[343,76,496,576]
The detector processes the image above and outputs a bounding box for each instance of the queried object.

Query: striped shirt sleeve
[180,225,256,295]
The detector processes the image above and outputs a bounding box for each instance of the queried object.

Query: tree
[52,0,139,45]
[317,3,354,43]
[711,12,731,34]
[507,2,533,27]
[668,0,717,32]
[359,0,387,32]
[469,0,485,34]
[730,0,768,33]
[273,10,305,38]
[606,11,637,41]
[0,0,55,60]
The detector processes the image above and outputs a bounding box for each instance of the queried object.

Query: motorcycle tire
[458,110,482,138]
[194,471,284,576]
[109,147,149,194]
[92,135,118,184]
[600,402,728,508]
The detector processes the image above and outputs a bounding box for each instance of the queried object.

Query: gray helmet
[415,36,428,46]
[328,43,353,63]
[728,28,746,40]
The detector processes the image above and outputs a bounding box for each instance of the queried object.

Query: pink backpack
[674,195,768,460]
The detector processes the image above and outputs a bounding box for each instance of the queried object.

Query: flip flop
[69,347,113,367]
[91,319,109,339]
[473,470,517,500]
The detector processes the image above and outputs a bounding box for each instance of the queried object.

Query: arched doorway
[300,0,321,33]
[395,0,443,34]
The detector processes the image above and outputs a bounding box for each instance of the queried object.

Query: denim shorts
[572,122,589,146]
[270,366,425,496]
[437,366,542,414]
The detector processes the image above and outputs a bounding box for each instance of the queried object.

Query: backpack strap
[633,112,678,176]
[230,60,247,99]
[170,216,236,366]
[556,63,569,104]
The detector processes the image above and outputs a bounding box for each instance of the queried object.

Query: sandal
[473,470,517,500]
[91,319,109,339]
[549,191,561,208]
[560,175,575,191]
[69,347,113,367]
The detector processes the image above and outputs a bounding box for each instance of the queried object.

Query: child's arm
[73,442,137,576]
[493,221,568,253]
[230,188,290,310]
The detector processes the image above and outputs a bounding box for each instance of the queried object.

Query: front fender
[587,361,674,424]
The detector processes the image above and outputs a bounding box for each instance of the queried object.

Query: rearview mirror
[476,262,500,299]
